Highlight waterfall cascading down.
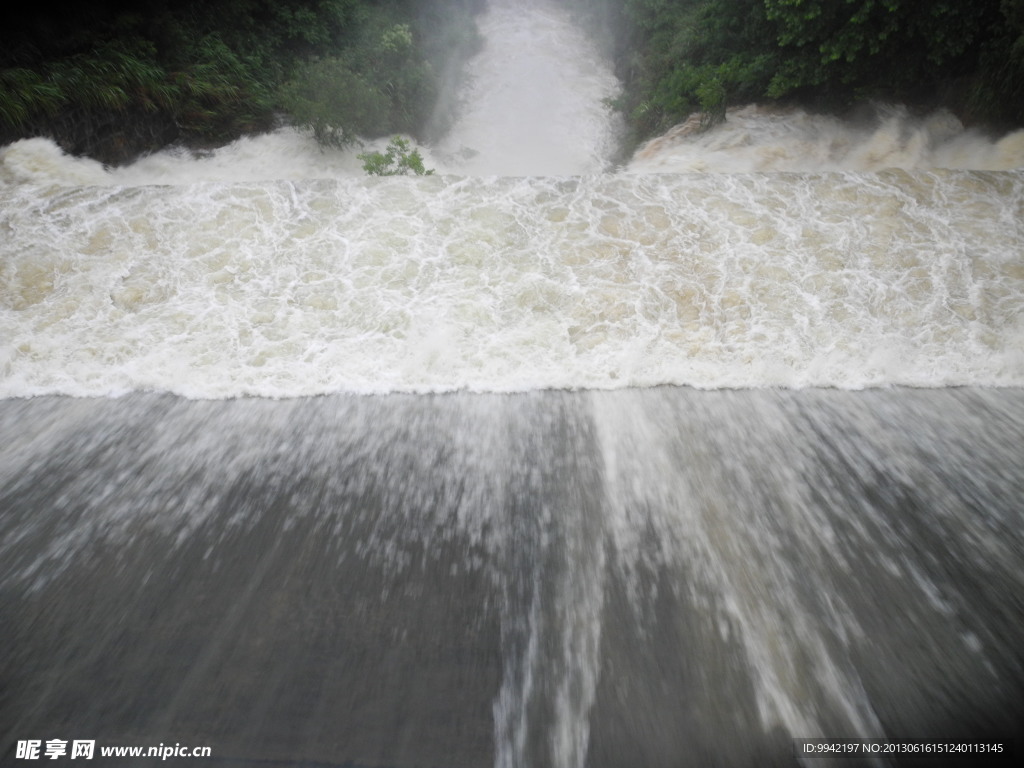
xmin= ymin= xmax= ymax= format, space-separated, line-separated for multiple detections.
xmin=2 ymin=2 xmax=1023 ymax=767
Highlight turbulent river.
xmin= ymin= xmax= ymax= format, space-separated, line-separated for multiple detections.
xmin=2 ymin=1 xmax=1023 ymax=766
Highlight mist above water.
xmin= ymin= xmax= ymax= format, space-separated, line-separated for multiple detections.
xmin=430 ymin=0 xmax=623 ymax=175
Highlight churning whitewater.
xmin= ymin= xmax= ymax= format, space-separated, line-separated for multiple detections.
xmin=2 ymin=3 xmax=1024 ymax=768
xmin=2 ymin=5 xmax=1023 ymax=398
xmin=1 ymin=170 xmax=1023 ymax=397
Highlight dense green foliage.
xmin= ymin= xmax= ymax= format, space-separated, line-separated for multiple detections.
xmin=569 ymin=0 xmax=1024 ymax=144
xmin=0 ymin=0 xmax=484 ymax=163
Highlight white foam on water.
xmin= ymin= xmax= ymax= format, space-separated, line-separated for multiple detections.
xmin=629 ymin=104 xmax=1024 ymax=173
xmin=0 ymin=130 xmax=394 ymax=186
xmin=0 ymin=137 xmax=112 ymax=186
xmin=2 ymin=1 xmax=1024 ymax=400
xmin=590 ymin=387 xmax=1024 ymax=747
xmin=1 ymin=169 xmax=1022 ymax=398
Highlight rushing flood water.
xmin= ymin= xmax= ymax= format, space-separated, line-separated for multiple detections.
xmin=628 ymin=103 xmax=1024 ymax=174
xmin=2 ymin=1 xmax=1023 ymax=766
xmin=2 ymin=388 xmax=1022 ymax=767
xmin=1 ymin=170 xmax=1022 ymax=398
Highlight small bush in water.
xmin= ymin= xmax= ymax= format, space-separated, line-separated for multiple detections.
xmin=359 ymin=136 xmax=434 ymax=176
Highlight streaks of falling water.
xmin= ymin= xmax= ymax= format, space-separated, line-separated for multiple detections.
xmin=2 ymin=389 xmax=1022 ymax=766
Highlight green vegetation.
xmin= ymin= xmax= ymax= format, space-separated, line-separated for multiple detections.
xmin=3 ymin=1 xmax=1022 ymax=163
xmin=359 ymin=136 xmax=435 ymax=175
xmin=569 ymin=0 xmax=1024 ymax=146
xmin=0 ymin=0 xmax=484 ymax=163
